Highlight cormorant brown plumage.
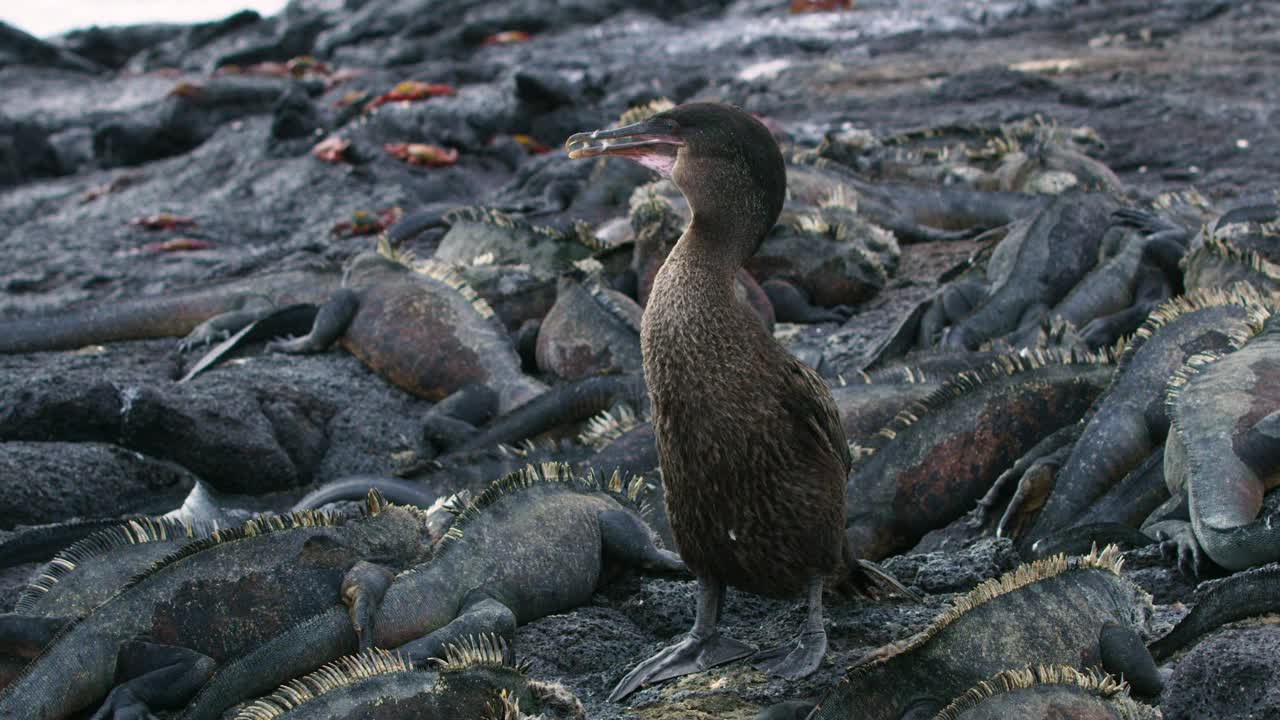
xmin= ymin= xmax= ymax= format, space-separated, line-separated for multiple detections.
xmin=567 ymin=103 xmax=908 ymax=701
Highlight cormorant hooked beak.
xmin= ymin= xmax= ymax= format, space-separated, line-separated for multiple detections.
xmin=565 ymin=117 xmax=685 ymax=176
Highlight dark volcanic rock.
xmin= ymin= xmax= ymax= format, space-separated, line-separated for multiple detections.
xmin=1161 ymin=624 xmax=1280 ymax=720
xmin=0 ymin=441 xmax=194 ymax=528
xmin=0 ymin=117 xmax=64 ymax=187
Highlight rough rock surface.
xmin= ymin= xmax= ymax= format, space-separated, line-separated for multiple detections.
xmin=1 ymin=1 xmax=1278 ymax=718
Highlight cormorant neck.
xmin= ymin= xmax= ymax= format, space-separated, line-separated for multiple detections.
xmin=681 ymin=209 xmax=767 ymax=275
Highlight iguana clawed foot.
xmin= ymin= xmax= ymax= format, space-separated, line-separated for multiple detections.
xmin=752 ymin=629 xmax=827 ymax=679
xmin=1152 ymin=521 xmax=1207 ymax=578
xmin=177 ymin=325 xmax=229 ymax=353
xmin=342 ymin=560 xmax=396 ymax=651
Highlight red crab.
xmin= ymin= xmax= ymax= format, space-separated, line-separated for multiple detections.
xmin=312 ymin=136 xmax=352 ymax=163
xmin=482 ymin=31 xmax=531 ymax=45
xmin=129 ymin=213 xmax=197 ymax=231
xmin=366 ymin=81 xmax=456 ymax=110
xmin=383 ymin=143 xmax=459 ymax=167
xmin=331 ymin=207 xmax=403 ymax=237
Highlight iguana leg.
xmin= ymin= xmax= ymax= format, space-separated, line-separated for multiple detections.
xmin=178 ymin=301 xmax=275 ymax=352
xmin=607 ymin=577 xmax=754 ymax=702
xmin=751 ymin=576 xmax=828 ymax=679
xmin=1147 ymin=519 xmax=1208 ymax=578
xmin=762 ymin=279 xmax=852 ymax=324
xmin=598 ymin=509 xmax=686 ymax=575
xmin=420 ymin=384 xmax=500 ymax=454
xmin=268 ymin=289 xmax=359 ymax=353
xmin=395 ymin=594 xmax=517 ymax=665
xmin=972 ymin=423 xmax=1080 ymax=535
xmin=341 ymin=561 xmax=395 ymax=652
xmin=1079 ymin=304 xmax=1152 ymax=349
xmin=1098 ymin=622 xmax=1163 ymax=697
xmin=89 ymin=641 xmax=216 ymax=720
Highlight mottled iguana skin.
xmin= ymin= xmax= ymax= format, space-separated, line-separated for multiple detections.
xmin=180 ymin=463 xmax=683 ymax=720
xmin=268 ymin=248 xmax=545 ymax=414
xmin=1004 ymin=286 xmax=1273 ymax=545
xmin=0 ymin=498 xmax=434 ymax=720
xmin=929 ymin=665 xmax=1159 ymax=720
xmin=12 ymin=516 xmax=207 ymax=620
xmin=807 ymin=547 xmax=1157 ymax=720
xmin=846 ymin=350 xmax=1113 ymax=561
xmin=1162 ymin=313 xmax=1280 ymax=571
xmin=228 ymin=637 xmax=583 ymax=720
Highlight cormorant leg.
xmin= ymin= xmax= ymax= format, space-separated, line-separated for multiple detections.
xmin=598 ymin=509 xmax=687 ymax=575
xmin=89 ymin=641 xmax=216 ymax=719
xmin=751 ymin=576 xmax=827 ymax=679
xmin=394 ymin=594 xmax=517 ymax=666
xmin=1099 ymin=622 xmax=1163 ymax=697
xmin=608 ymin=577 xmax=754 ymax=702
xmin=341 ymin=560 xmax=396 ymax=651
xmin=268 ymin=288 xmax=359 ymax=353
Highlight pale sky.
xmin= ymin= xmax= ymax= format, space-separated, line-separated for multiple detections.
xmin=3 ymin=1 xmax=288 ymax=38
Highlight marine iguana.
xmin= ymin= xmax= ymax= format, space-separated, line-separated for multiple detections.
xmin=0 ymin=495 xmax=435 ymax=720
xmin=228 ymin=637 xmax=584 ymax=720
xmin=928 ymin=665 xmax=1160 ymax=720
xmin=1160 ymin=312 xmax=1280 ymax=572
xmin=806 ymin=546 xmax=1160 ymax=720
xmin=1148 ymin=562 xmax=1280 ymax=661
xmin=11 ymin=516 xmax=209 ymax=620
xmin=998 ymin=285 xmax=1273 ymax=546
xmin=535 ymin=260 xmax=643 ymax=381
xmin=264 ymin=240 xmax=546 ymax=414
xmin=1011 ymin=208 xmax=1187 ymax=350
xmin=941 ymin=193 xmax=1120 ymax=351
xmin=846 ymin=349 xmax=1113 ymax=561
xmin=1182 ymin=230 xmax=1280 ymax=298
xmin=178 ymin=463 xmax=684 ymax=720
xmin=784 ymin=154 xmax=1046 ymax=245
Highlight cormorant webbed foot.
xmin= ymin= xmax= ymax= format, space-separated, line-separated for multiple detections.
xmin=752 ymin=576 xmax=827 ymax=679
xmin=608 ymin=631 xmax=754 ymax=702
xmin=751 ymin=629 xmax=827 ymax=679
xmin=609 ymin=578 xmax=753 ymax=702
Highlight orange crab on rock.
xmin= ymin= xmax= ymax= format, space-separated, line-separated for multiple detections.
xmin=383 ymin=143 xmax=458 ymax=167
xmin=366 ymin=81 xmax=456 ymax=110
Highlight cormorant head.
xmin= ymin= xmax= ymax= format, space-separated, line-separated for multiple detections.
xmin=567 ymin=103 xmax=787 ymax=260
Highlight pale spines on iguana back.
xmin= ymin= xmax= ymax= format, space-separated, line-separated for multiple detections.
xmin=1162 ymin=314 xmax=1280 ymax=571
xmin=1005 ymin=284 xmax=1273 ymax=545
xmin=14 ymin=516 xmax=212 ymax=617
xmin=845 ymin=348 xmax=1113 ymax=560
xmin=228 ymin=634 xmax=577 ymax=720
xmin=807 ymin=546 xmax=1154 ymax=720
xmin=930 ymin=665 xmax=1160 ymax=720
xmin=0 ymin=492 xmax=433 ymax=720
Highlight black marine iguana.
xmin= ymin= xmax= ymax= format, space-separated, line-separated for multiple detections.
xmin=0 ymin=495 xmax=435 ymax=720
xmin=228 ymin=637 xmax=584 ymax=720
xmin=996 ymin=285 xmax=1273 ymax=546
xmin=806 ymin=546 xmax=1160 ymax=720
xmin=846 ymin=349 xmax=1113 ymax=561
xmin=178 ymin=463 xmax=684 ymax=720
xmin=1160 ymin=312 xmax=1280 ymax=572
